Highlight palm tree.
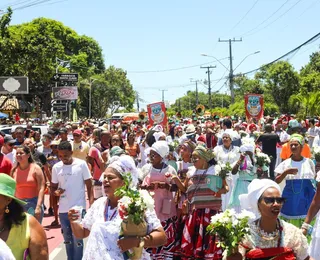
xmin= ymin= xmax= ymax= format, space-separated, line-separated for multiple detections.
xmin=289 ymin=91 xmax=320 ymax=117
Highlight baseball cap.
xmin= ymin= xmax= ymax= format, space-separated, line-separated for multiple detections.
xmin=73 ymin=129 xmax=82 ymax=135
xmin=4 ymin=136 xmax=15 ymax=144
xmin=59 ymin=128 xmax=68 ymax=134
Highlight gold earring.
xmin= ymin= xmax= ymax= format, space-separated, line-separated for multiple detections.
xmin=5 ymin=206 xmax=9 ymax=214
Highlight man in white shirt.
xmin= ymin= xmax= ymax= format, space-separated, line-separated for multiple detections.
xmin=1 ymin=136 xmax=16 ymax=164
xmin=307 ymin=118 xmax=320 ymax=148
xmin=51 ymin=141 xmax=93 ymax=260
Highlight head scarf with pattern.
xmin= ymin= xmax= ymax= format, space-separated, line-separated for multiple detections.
xmin=193 ymin=145 xmax=215 ymax=162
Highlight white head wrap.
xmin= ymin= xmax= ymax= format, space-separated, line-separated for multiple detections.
xmin=152 ymin=125 xmax=164 ymax=132
xmin=240 ymin=137 xmax=255 ymax=153
xmin=153 ymin=131 xmax=166 ymax=142
xmin=239 ymin=179 xmax=281 ymax=219
xmin=222 ymin=129 xmax=235 ymax=140
xmin=150 ymin=141 xmax=169 ymax=159
xmin=107 ymin=155 xmax=139 ymax=188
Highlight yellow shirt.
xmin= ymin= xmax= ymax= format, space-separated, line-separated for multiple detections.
xmin=6 ymin=213 xmax=30 ymax=260
xmin=72 ymin=141 xmax=89 ymax=161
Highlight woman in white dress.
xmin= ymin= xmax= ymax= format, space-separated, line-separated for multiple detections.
xmin=302 ymin=173 xmax=320 ymax=259
xmin=213 ymin=129 xmax=240 ymax=211
xmin=228 ymin=179 xmax=311 ymax=260
xmin=67 ymin=155 xmax=167 ymax=260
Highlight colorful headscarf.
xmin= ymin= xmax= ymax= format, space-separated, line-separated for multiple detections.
xmin=182 ymin=140 xmax=196 ymax=154
xmin=289 ymin=133 xmax=304 ymax=145
xmin=193 ymin=145 xmax=215 ymax=162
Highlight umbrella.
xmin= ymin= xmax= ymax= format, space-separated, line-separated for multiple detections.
xmin=0 ymin=112 xmax=9 ymax=119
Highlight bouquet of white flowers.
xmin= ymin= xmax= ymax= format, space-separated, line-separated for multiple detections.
xmin=115 ymin=173 xmax=155 ymax=259
xmin=255 ymin=152 xmax=271 ymax=169
xmin=312 ymin=146 xmax=320 ymax=162
xmin=207 ymin=209 xmax=255 ymax=257
xmin=214 ymin=162 xmax=233 ymax=179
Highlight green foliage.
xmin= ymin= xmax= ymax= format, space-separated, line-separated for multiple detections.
xmin=289 ymin=90 xmax=320 ymax=117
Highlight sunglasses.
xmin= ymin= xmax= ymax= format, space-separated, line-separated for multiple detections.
xmin=8 ymin=143 xmax=15 ymax=147
xmin=262 ymin=197 xmax=286 ymax=205
xmin=112 ymin=139 xmax=120 ymax=142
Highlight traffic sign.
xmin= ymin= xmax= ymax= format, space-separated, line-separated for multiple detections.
xmin=53 ymin=103 xmax=67 ymax=112
xmin=52 ymin=73 xmax=78 ymax=82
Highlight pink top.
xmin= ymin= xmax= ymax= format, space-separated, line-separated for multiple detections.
xmin=14 ymin=163 xmax=39 ymax=199
xmin=88 ymin=147 xmax=103 ymax=180
xmin=142 ymin=164 xmax=177 ymax=222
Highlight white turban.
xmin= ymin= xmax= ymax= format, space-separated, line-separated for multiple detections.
xmin=150 ymin=141 xmax=169 ymax=159
xmin=239 ymin=137 xmax=255 ymax=153
xmin=152 ymin=125 xmax=164 ymax=132
xmin=153 ymin=131 xmax=166 ymax=142
xmin=107 ymin=155 xmax=139 ymax=188
xmin=239 ymin=179 xmax=281 ymax=219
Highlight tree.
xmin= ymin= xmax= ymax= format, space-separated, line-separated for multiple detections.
xmin=255 ymin=61 xmax=300 ymax=113
xmin=86 ymin=66 xmax=135 ymax=118
xmin=300 ymin=51 xmax=320 ymax=92
xmin=0 ymin=13 xmax=105 ymax=115
xmin=289 ymin=90 xmax=320 ymax=118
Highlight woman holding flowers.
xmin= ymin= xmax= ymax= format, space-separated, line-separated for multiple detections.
xmin=213 ymin=129 xmax=240 ymax=211
xmin=140 ymin=140 xmax=178 ymax=259
xmin=68 ymin=155 xmax=167 ymax=260
xmin=228 ymin=137 xmax=257 ymax=213
xmin=178 ymin=145 xmax=228 ymax=259
xmin=227 ymin=179 xmax=311 ymax=260
xmin=275 ymin=134 xmax=316 ymax=227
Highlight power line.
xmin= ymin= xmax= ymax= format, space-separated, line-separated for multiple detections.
xmin=238 ymin=31 xmax=320 ymax=76
xmin=238 ymin=0 xmax=290 ymax=37
xmin=126 ymin=57 xmax=229 ymax=74
xmin=229 ymin=0 xmax=260 ymax=32
xmin=244 ymin=0 xmax=305 ymax=37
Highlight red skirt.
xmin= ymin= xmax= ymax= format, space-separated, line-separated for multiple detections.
xmin=147 ymin=216 xmax=177 ymax=260
xmin=246 ymin=247 xmax=296 ymax=260
xmin=179 ymin=208 xmax=222 ymax=259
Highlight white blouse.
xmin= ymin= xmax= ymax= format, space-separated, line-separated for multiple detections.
xmin=82 ymin=197 xmax=162 ymax=260
xmin=275 ymin=158 xmax=316 ymax=180
xmin=240 ymin=220 xmax=309 ymax=260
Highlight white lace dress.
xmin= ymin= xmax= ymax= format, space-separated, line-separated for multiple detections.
xmin=82 ymin=197 xmax=162 ymax=260
xmin=240 ymin=219 xmax=309 ymax=260
xmin=213 ymin=145 xmax=240 ymax=211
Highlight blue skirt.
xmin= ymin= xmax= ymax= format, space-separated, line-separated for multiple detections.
xmin=281 ymin=179 xmax=316 ymax=219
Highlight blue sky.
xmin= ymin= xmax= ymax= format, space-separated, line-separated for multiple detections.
xmin=2 ymin=0 xmax=320 ymax=109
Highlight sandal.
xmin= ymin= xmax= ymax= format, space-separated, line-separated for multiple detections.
xmin=51 ymin=220 xmax=59 ymax=226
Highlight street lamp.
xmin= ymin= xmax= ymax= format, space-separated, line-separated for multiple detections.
xmin=200 ymin=54 xmax=229 ymax=70
xmin=88 ymin=78 xmax=98 ymax=118
xmin=233 ymin=51 xmax=260 ymax=72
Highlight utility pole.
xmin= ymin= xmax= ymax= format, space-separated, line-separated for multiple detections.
xmin=218 ymin=37 xmax=242 ymax=104
xmin=159 ymin=89 xmax=168 ymax=103
xmin=136 ymin=92 xmax=140 ymax=112
xmin=190 ymin=78 xmax=201 ymax=105
xmin=200 ymin=66 xmax=216 ymax=109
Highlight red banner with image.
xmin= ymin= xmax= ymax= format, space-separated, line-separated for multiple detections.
xmin=245 ymin=94 xmax=264 ymax=120
xmin=147 ymin=102 xmax=168 ymax=127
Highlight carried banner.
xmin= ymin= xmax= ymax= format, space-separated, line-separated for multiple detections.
xmin=53 ymin=87 xmax=78 ymax=100
xmin=147 ymin=102 xmax=168 ymax=127
xmin=245 ymin=94 xmax=264 ymax=120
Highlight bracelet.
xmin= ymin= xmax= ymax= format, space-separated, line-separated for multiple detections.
xmin=301 ymin=222 xmax=313 ymax=235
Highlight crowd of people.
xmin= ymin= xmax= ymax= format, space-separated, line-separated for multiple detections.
xmin=0 ymin=114 xmax=320 ymax=259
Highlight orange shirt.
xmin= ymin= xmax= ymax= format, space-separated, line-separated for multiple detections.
xmin=280 ymin=143 xmax=312 ymax=160
xmin=14 ymin=163 xmax=39 ymax=199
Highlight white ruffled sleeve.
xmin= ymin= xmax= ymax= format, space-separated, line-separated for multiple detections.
xmin=282 ymin=221 xmax=309 ymax=260
xmin=145 ymin=209 xmax=162 ymax=231
xmin=82 ymin=197 xmax=107 ymax=231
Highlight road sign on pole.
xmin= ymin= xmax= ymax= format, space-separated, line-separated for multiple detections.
xmin=52 ymin=73 xmax=78 ymax=82
xmin=53 ymin=103 xmax=67 ymax=112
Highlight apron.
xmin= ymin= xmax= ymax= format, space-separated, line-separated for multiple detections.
xmin=281 ymin=179 xmax=316 ymax=219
